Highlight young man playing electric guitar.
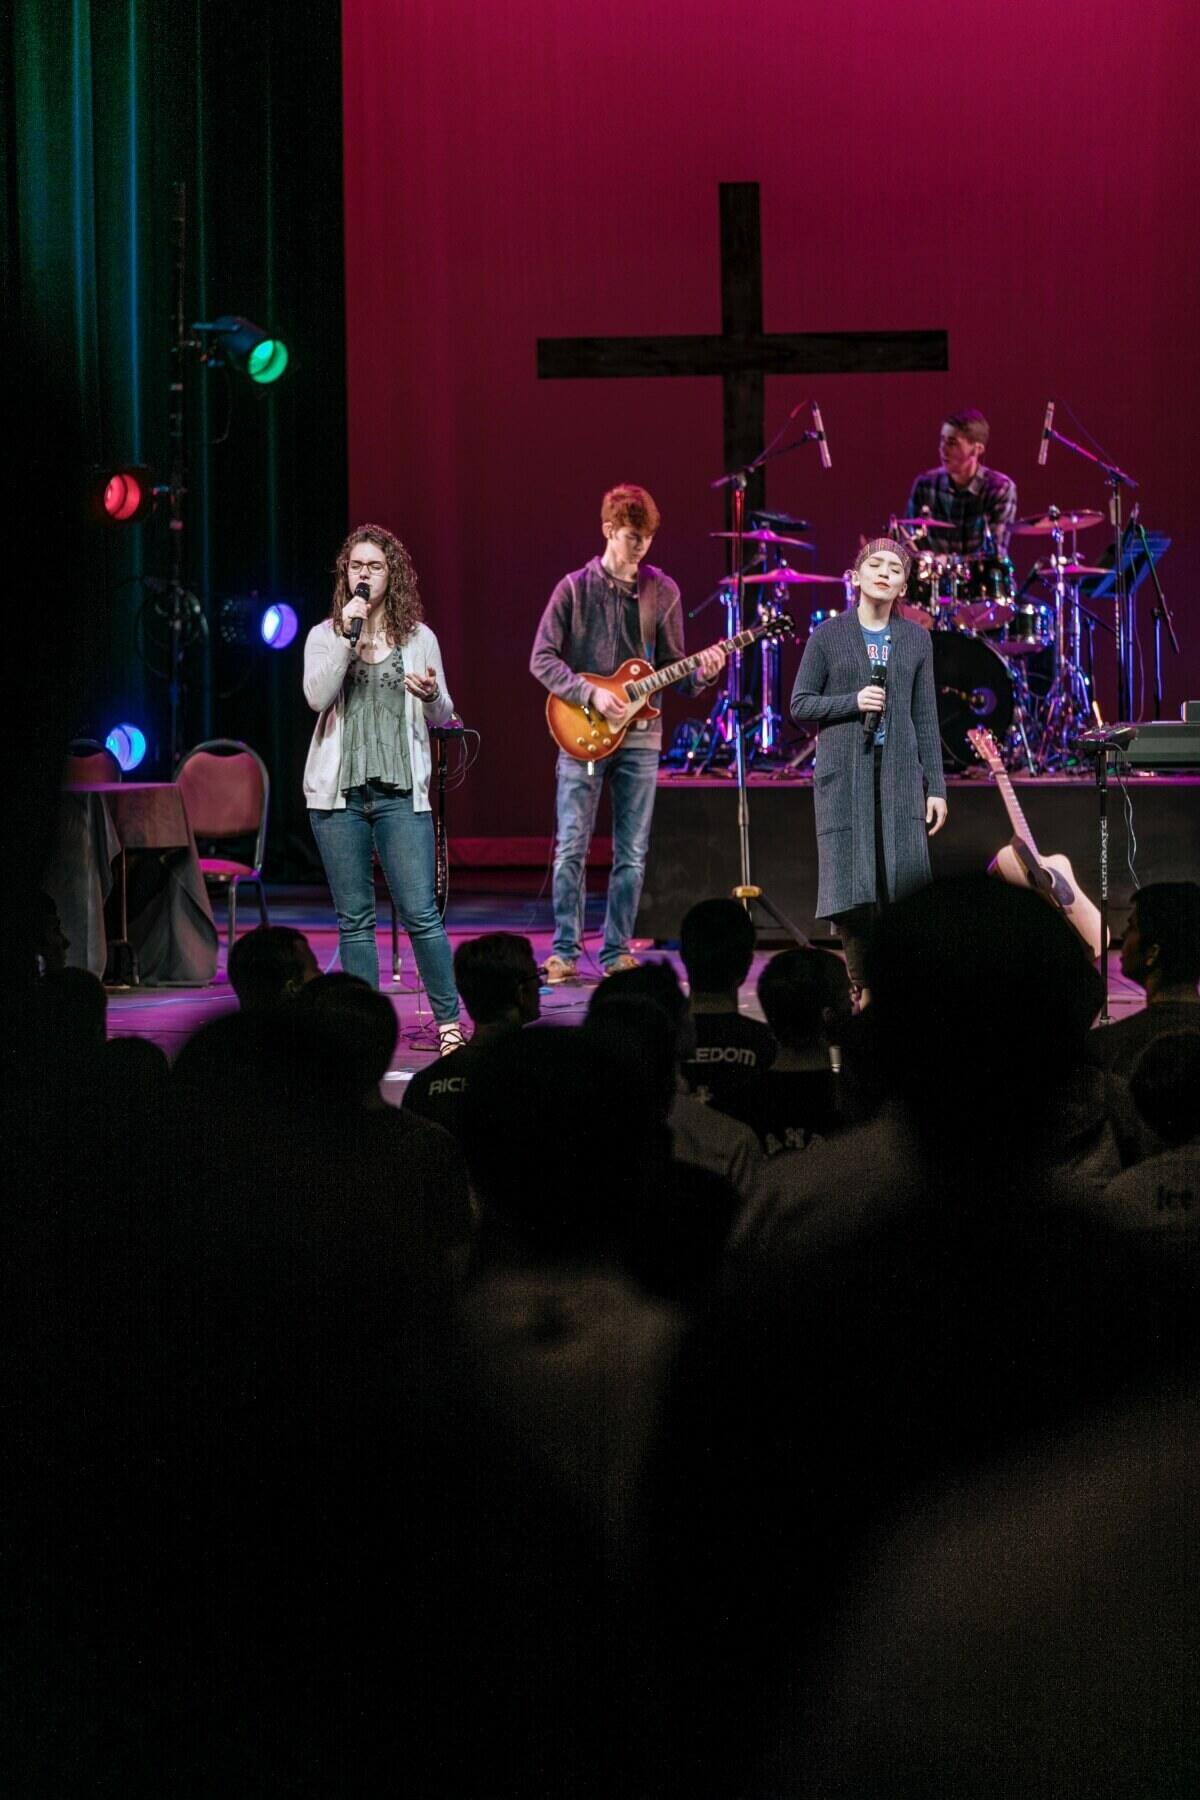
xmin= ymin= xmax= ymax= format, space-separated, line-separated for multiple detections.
xmin=530 ymin=483 xmax=725 ymax=982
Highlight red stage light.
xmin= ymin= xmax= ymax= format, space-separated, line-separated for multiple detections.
xmin=104 ymin=473 xmax=144 ymax=520
xmin=95 ymin=465 xmax=155 ymax=523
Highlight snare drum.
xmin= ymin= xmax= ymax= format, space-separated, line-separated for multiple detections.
xmin=931 ymin=631 xmax=1015 ymax=769
xmin=987 ymin=601 xmax=1053 ymax=657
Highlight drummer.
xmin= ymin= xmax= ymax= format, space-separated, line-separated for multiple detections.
xmin=904 ymin=409 xmax=1017 ymax=558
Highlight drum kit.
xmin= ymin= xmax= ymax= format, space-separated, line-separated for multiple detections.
xmin=686 ymin=504 xmax=1111 ymax=775
xmin=883 ymin=506 xmax=1107 ymax=770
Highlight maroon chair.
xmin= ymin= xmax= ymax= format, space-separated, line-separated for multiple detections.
xmin=65 ymin=738 xmax=122 ymax=786
xmin=174 ymin=739 xmax=270 ymax=951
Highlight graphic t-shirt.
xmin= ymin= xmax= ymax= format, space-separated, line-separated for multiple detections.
xmin=860 ymin=622 xmax=891 ymax=745
xmin=683 ymin=1011 xmax=777 ymax=1116
xmin=403 ymin=1038 xmax=491 ymax=1140
xmin=737 ymin=1067 xmax=843 ymax=1157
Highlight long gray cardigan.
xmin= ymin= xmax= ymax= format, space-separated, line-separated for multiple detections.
xmin=790 ymin=610 xmax=946 ymax=920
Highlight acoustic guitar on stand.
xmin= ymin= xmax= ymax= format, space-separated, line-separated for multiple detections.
xmin=546 ymin=614 xmax=795 ymax=762
xmin=967 ymin=726 xmax=1107 ymax=958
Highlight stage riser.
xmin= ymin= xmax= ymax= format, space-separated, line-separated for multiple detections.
xmin=637 ymin=780 xmax=1200 ymax=942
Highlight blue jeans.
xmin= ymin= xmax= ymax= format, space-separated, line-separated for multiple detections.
xmin=551 ymin=745 xmax=659 ymax=967
xmin=310 ymin=784 xmax=460 ymax=1021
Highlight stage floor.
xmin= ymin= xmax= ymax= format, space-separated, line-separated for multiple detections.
xmin=105 ymin=883 xmax=1148 ymax=1101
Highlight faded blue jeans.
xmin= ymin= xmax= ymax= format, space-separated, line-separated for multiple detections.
xmin=551 ymin=744 xmax=659 ymax=968
xmin=310 ymin=783 xmax=460 ymax=1021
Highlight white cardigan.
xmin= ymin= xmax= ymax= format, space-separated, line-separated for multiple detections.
xmin=302 ymin=618 xmax=456 ymax=812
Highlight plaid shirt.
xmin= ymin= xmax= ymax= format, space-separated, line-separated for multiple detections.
xmin=904 ymin=465 xmax=1018 ymax=556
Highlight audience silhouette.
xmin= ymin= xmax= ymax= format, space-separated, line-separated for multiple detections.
xmin=13 ymin=860 xmax=1200 ymax=1794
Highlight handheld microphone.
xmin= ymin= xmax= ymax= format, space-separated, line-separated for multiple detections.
xmin=812 ymin=401 xmax=832 ymax=470
xmin=1038 ymin=400 xmax=1055 ymax=467
xmin=863 ymin=660 xmax=887 ymax=745
xmin=348 ymin=580 xmax=371 ymax=647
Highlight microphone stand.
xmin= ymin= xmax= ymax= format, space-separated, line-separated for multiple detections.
xmin=1041 ymin=420 xmax=1139 ymax=720
xmin=1133 ymin=515 xmax=1179 ymax=718
xmin=709 ymin=420 xmax=824 ymax=946
xmin=1095 ymin=742 xmax=1113 ymax=1024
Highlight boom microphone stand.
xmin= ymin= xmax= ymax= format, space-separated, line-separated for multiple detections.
xmin=710 ymin=411 xmax=827 ymax=945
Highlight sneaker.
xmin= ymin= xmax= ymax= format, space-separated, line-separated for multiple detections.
xmin=437 ymin=1022 xmax=468 ymax=1056
xmin=541 ymin=955 xmax=579 ymax=985
xmin=603 ymin=953 xmax=641 ymax=976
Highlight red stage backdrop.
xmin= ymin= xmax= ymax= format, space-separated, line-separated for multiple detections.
xmin=342 ymin=0 xmax=1199 ymax=843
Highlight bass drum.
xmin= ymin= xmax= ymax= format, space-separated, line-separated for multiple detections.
xmin=931 ymin=631 xmax=1015 ymax=770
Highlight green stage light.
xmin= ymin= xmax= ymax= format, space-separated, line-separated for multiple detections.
xmin=202 ymin=314 xmax=290 ymax=383
xmin=246 ymin=338 xmax=289 ymax=384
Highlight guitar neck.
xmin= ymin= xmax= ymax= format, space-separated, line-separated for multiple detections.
xmin=992 ymin=767 xmax=1040 ymax=858
xmin=625 ymin=625 xmax=764 ymax=700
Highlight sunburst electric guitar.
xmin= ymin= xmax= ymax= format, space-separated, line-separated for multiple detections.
xmin=967 ymin=726 xmax=1107 ymax=957
xmin=546 ymin=615 xmax=795 ymax=762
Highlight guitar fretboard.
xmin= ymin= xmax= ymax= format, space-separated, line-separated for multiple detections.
xmin=974 ymin=738 xmax=1041 ymax=857
xmin=624 ymin=623 xmax=776 ymax=701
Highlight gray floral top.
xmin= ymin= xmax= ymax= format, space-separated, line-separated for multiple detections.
xmin=338 ymin=649 xmax=412 ymax=793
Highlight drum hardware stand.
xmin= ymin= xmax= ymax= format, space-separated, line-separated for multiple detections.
xmin=1040 ymin=416 xmax=1140 ymax=721
xmin=774 ymin=733 xmax=817 ymax=777
xmin=1005 ymin=668 xmax=1039 ymax=773
xmin=1036 ymin=508 xmax=1094 ymax=769
xmin=686 ymin=571 xmax=762 ymax=774
xmin=711 ymin=417 xmax=823 ymax=945
xmin=743 ymin=588 xmax=791 ymax=764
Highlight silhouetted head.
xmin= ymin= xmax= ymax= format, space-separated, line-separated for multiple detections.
xmin=460 ymin=1025 xmax=666 ymax=1260
xmin=174 ymin=1006 xmax=358 ymax=1120
xmin=865 ymin=875 xmax=1103 ymax=1156
xmin=585 ymin=990 xmax=681 ymax=1121
xmin=453 ymin=932 xmax=540 ymax=1026
xmin=757 ymin=946 xmax=850 ymax=1050
xmin=227 ymin=926 xmax=319 ymax=1011
xmin=1129 ymin=1032 xmax=1200 ymax=1146
xmin=680 ymin=899 xmax=756 ymax=996
xmin=1120 ymin=883 xmax=1200 ymax=990
xmin=32 ymin=966 xmax=107 ymax=1059
xmin=291 ymin=972 xmax=399 ymax=1096
xmin=33 ymin=891 xmax=70 ymax=973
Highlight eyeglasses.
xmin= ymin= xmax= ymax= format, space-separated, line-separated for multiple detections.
xmin=348 ymin=560 xmax=386 ymax=574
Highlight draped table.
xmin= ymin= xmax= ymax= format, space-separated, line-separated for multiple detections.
xmin=46 ymin=782 xmax=218 ymax=985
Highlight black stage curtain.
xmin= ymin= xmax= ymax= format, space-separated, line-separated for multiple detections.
xmin=3 ymin=0 xmax=346 ymax=881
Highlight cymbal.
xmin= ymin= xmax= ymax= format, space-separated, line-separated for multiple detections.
xmin=893 ymin=517 xmax=958 ymax=532
xmin=741 ymin=568 xmax=844 ymax=586
xmin=1011 ymin=509 xmax=1103 ymax=536
xmin=749 ymin=509 xmax=812 ymax=531
xmin=1054 ymin=563 xmax=1109 ymax=579
xmin=710 ymin=529 xmax=814 ymax=549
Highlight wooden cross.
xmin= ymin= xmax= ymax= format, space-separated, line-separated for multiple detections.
xmin=538 ymin=182 xmax=948 ymax=511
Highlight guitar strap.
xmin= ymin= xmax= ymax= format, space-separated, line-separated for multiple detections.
xmin=637 ymin=574 xmax=657 ymax=665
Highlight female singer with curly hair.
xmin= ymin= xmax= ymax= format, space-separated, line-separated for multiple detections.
xmin=303 ymin=524 xmax=464 ymax=1051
